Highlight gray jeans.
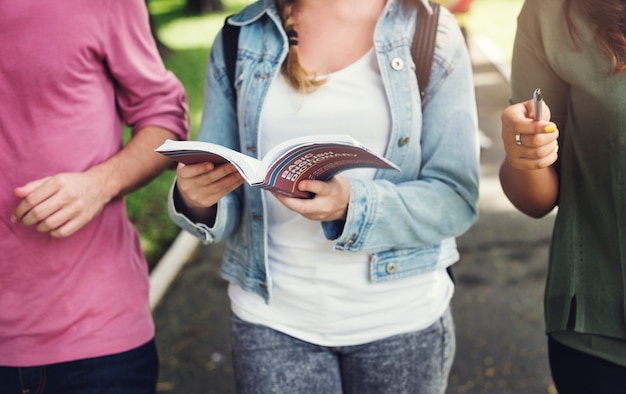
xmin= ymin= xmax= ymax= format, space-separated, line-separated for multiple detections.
xmin=230 ymin=307 xmax=455 ymax=394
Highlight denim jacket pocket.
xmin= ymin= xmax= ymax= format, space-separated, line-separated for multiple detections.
xmin=370 ymin=242 xmax=449 ymax=282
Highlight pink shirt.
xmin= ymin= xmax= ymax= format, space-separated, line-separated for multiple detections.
xmin=0 ymin=0 xmax=188 ymax=366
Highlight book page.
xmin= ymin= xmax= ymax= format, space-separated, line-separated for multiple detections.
xmin=155 ymin=140 xmax=263 ymax=184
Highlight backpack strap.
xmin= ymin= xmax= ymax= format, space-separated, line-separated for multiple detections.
xmin=413 ymin=1 xmax=440 ymax=105
xmin=222 ymin=16 xmax=240 ymax=105
xmin=413 ymin=2 xmax=454 ymax=282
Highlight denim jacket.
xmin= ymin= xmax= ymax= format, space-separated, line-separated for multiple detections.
xmin=169 ymin=0 xmax=479 ymax=303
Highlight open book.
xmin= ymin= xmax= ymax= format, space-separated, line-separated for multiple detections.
xmin=156 ymin=134 xmax=400 ymax=198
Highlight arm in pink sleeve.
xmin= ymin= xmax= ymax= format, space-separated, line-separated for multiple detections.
xmin=103 ymin=0 xmax=189 ymax=141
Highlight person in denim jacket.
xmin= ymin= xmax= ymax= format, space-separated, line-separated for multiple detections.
xmin=169 ymin=0 xmax=478 ymax=392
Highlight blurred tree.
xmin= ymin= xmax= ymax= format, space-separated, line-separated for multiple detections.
xmin=187 ymin=0 xmax=224 ymax=14
xmin=146 ymin=0 xmax=171 ymax=56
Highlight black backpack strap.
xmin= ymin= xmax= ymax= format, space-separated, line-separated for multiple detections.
xmin=412 ymin=1 xmax=440 ymax=105
xmin=222 ymin=16 xmax=240 ymax=105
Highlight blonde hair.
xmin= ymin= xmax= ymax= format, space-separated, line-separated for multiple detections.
xmin=275 ymin=0 xmax=326 ymax=93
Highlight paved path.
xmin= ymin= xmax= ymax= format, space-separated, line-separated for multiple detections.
xmin=153 ymin=37 xmax=558 ymax=394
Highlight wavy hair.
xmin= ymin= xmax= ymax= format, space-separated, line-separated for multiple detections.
xmin=274 ymin=0 xmax=326 ymax=93
xmin=564 ymin=0 xmax=626 ymax=73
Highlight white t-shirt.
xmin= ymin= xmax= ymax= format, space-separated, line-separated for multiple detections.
xmin=229 ymin=48 xmax=453 ymax=346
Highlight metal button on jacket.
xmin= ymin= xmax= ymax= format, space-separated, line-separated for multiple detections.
xmin=391 ymin=57 xmax=404 ymax=70
xmin=386 ymin=262 xmax=398 ymax=274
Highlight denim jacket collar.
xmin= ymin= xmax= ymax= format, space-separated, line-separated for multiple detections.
xmin=227 ymin=0 xmax=435 ymax=27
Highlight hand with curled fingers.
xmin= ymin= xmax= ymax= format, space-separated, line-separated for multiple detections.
xmin=11 ymin=172 xmax=112 ymax=238
xmin=501 ymin=99 xmax=559 ymax=171
xmin=499 ymin=99 xmax=561 ymax=217
xmin=272 ymin=174 xmax=350 ymax=222
xmin=175 ymin=161 xmax=244 ymax=223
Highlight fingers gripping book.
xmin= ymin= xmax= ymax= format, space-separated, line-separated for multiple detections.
xmin=156 ymin=134 xmax=400 ymax=198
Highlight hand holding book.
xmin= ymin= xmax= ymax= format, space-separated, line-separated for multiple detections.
xmin=156 ymin=134 xmax=399 ymax=198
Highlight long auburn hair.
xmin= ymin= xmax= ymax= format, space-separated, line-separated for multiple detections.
xmin=564 ymin=0 xmax=626 ymax=73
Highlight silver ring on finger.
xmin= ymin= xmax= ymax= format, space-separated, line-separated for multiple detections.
xmin=515 ymin=132 xmax=522 ymax=146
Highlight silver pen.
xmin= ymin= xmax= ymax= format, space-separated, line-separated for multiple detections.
xmin=533 ymin=88 xmax=543 ymax=121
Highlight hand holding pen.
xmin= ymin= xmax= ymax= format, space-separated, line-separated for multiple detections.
xmin=501 ymin=88 xmax=559 ymax=170
xmin=514 ymin=88 xmax=544 ymax=145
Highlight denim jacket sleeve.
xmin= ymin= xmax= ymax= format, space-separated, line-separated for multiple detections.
xmin=167 ymin=27 xmax=245 ymax=244
xmin=168 ymin=182 xmax=241 ymax=243
xmin=322 ymin=8 xmax=479 ymax=255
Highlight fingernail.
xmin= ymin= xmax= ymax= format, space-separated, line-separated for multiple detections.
xmin=10 ymin=215 xmax=17 ymax=223
xmin=545 ymin=124 xmax=557 ymax=133
xmin=555 ymin=145 xmax=559 ymax=153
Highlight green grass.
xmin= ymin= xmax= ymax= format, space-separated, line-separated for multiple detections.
xmin=126 ymin=0 xmax=248 ymax=267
